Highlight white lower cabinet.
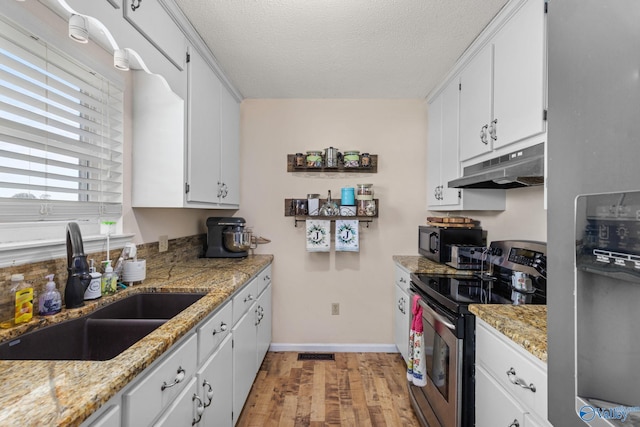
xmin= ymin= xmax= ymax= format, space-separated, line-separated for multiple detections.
xmin=475 ymin=318 xmax=552 ymax=427
xmin=232 ymin=302 xmax=258 ymax=425
xmin=80 ymin=263 xmax=273 ymax=427
xmin=154 ymin=378 xmax=198 ymax=427
xmin=123 ymin=333 xmax=198 ymax=427
xmin=86 ymin=405 xmax=121 ymax=427
xmin=393 ymin=264 xmax=411 ymax=364
xmin=197 ymin=334 xmax=233 ymax=427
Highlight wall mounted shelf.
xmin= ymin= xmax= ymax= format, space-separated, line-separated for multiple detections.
xmin=286 ymin=154 xmax=378 ymax=173
xmin=284 ymin=198 xmax=378 ymax=227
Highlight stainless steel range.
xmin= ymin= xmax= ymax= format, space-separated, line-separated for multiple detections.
xmin=408 ymin=240 xmax=547 ymax=427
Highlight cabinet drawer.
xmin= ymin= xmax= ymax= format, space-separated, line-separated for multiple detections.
xmin=256 ymin=264 xmax=272 ymax=296
xmin=394 ymin=265 xmax=411 ymax=292
xmin=197 ymin=301 xmax=232 ymax=365
xmin=123 ymin=333 xmax=198 ymax=427
xmin=475 ymin=319 xmax=547 ymax=419
xmin=232 ymin=278 xmax=258 ymax=325
xmin=475 ymin=365 xmax=526 ymax=427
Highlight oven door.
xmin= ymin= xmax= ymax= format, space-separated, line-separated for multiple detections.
xmin=409 ymin=295 xmax=462 ymax=427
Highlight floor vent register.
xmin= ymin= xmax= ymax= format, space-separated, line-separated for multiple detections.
xmin=297 ymin=353 xmax=335 ymax=361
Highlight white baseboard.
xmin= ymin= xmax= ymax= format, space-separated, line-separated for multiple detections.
xmin=268 ymin=343 xmax=399 ymax=353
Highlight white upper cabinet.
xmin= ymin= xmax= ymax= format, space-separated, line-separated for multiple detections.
xmin=123 ymin=0 xmax=186 ymax=71
xmin=457 ymin=0 xmax=546 ymax=163
xmin=492 ymin=0 xmax=546 ymax=151
xmin=428 ymin=78 xmax=506 ymax=211
xmin=459 ymin=45 xmax=494 ymax=162
xmin=186 ymin=47 xmax=222 ymax=205
xmin=219 ymin=86 xmax=241 ymax=207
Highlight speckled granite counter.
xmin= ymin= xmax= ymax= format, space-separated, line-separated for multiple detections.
xmin=0 ymin=254 xmax=273 ymax=427
xmin=470 ymin=304 xmax=547 ymax=363
xmin=393 ymin=255 xmax=475 ymax=276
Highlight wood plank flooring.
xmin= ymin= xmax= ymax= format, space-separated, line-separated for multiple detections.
xmin=236 ymin=352 xmax=421 ymax=427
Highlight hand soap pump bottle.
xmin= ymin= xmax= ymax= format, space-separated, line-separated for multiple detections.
xmin=84 ymin=259 xmax=102 ymax=300
xmin=39 ymin=274 xmax=62 ymax=316
xmin=101 ymin=261 xmax=117 ymax=295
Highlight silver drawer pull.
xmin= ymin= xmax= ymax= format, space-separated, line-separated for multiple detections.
xmin=265 ymin=275 xmax=271 ymax=281
xmin=508 ymin=419 xmax=520 ymax=427
xmin=212 ymin=322 xmax=227 ymax=335
xmin=202 ymin=380 xmax=214 ymax=407
xmin=192 ymin=393 xmax=205 ymax=425
xmin=244 ymin=294 xmax=253 ymax=303
xmin=161 ymin=366 xmax=185 ymax=391
xmin=506 ymin=367 xmax=536 ymax=392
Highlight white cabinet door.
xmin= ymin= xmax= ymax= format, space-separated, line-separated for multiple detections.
xmin=439 ymin=79 xmax=463 ymax=206
xmin=197 ymin=334 xmax=233 ymax=427
xmin=492 ymin=0 xmax=546 ymax=150
xmin=187 ymin=46 xmax=222 ymax=204
xmin=426 ymin=93 xmax=443 ymax=207
xmin=219 ymin=85 xmax=241 ymax=207
xmin=394 ymin=282 xmax=410 ymax=364
xmin=123 ymin=0 xmax=186 ymax=70
xmin=86 ymin=405 xmax=120 ymax=427
xmin=232 ymin=305 xmax=258 ymax=425
xmin=154 ymin=378 xmax=198 ymax=427
xmin=459 ymin=44 xmax=493 ymax=162
xmin=256 ymin=284 xmax=272 ymax=367
xmin=476 ymin=365 xmax=526 ymax=427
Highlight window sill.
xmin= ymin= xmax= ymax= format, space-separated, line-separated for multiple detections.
xmin=0 ymin=234 xmax=134 ymax=269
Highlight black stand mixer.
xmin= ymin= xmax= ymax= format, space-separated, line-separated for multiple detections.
xmin=205 ymin=217 xmax=252 ymax=258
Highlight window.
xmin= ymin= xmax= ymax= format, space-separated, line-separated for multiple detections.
xmin=0 ymin=17 xmax=123 ymax=242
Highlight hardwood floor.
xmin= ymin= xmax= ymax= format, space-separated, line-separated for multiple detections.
xmin=236 ymin=352 xmax=421 ymax=427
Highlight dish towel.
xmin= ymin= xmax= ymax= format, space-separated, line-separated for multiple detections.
xmin=407 ymin=295 xmax=427 ymax=387
xmin=335 ymin=220 xmax=359 ymax=252
xmin=306 ymin=220 xmax=330 ymax=252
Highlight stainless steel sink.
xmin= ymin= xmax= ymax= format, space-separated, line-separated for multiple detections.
xmin=0 ymin=292 xmax=206 ymax=361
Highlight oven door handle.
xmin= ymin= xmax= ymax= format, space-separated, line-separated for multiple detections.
xmin=417 ymin=298 xmax=456 ymax=331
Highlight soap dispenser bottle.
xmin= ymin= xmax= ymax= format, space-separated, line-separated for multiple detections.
xmin=101 ymin=261 xmax=117 ymax=295
xmin=84 ymin=259 xmax=102 ymax=300
xmin=39 ymin=274 xmax=62 ymax=316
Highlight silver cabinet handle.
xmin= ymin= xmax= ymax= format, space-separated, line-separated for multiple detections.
xmin=212 ymin=322 xmax=227 ymax=335
xmin=192 ymin=393 xmax=205 ymax=425
xmin=161 ymin=366 xmax=185 ymax=391
xmin=480 ymin=124 xmax=489 ymax=144
xmin=489 ymin=118 xmax=498 ymax=141
xmin=399 ymin=277 xmax=407 ymax=284
xmin=264 ymin=275 xmax=271 ymax=281
xmin=508 ymin=419 xmax=520 ymax=427
xmin=244 ymin=294 xmax=253 ymax=303
xmin=397 ymin=298 xmax=404 ymax=312
xmin=202 ymin=380 xmax=214 ymax=407
xmin=506 ymin=367 xmax=536 ymax=392
xmin=131 ymin=0 xmax=142 ymax=12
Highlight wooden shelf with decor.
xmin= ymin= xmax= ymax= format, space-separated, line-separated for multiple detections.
xmin=284 ymin=198 xmax=378 ymax=227
xmin=286 ymin=154 xmax=378 ymax=173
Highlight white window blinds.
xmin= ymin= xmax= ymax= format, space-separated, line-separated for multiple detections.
xmin=0 ymin=19 xmax=123 ymax=223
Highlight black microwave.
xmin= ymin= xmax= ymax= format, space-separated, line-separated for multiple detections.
xmin=418 ymin=225 xmax=484 ymax=263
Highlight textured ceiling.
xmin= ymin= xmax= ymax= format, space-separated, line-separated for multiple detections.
xmin=173 ymin=0 xmax=509 ymax=99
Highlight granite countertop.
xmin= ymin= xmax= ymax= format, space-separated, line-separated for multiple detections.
xmin=470 ymin=304 xmax=547 ymax=363
xmin=0 ymin=255 xmax=273 ymax=427
xmin=393 ymin=255 xmax=475 ymax=276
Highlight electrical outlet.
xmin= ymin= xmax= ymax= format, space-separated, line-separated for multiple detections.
xmin=331 ymin=303 xmax=340 ymax=316
xmin=159 ymin=235 xmax=168 ymax=252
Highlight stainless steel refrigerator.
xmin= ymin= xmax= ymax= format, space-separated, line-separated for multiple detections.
xmin=548 ymin=1 xmax=640 ymax=426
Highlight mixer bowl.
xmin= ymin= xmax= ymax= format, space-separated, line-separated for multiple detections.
xmin=223 ymin=229 xmax=252 ymax=252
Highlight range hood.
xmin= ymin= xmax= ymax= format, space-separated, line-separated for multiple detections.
xmin=448 ymin=143 xmax=545 ymax=189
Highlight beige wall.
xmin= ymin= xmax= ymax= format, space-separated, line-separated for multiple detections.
xmin=237 ymin=99 xmax=546 ymax=346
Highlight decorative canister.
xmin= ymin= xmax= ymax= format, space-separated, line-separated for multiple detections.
xmin=356 ymin=183 xmax=374 ymax=200
xmin=361 ymin=153 xmax=371 ymax=167
xmin=295 ymin=152 xmax=305 ymax=167
xmin=307 ymin=193 xmax=320 ymax=216
xmin=306 ymin=151 xmax=323 ymax=167
xmin=341 ymin=187 xmax=355 ymax=206
xmin=357 ymin=199 xmax=377 ymax=216
xmin=343 ymin=151 xmax=360 ymax=167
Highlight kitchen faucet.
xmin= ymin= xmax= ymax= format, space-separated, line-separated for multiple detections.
xmin=65 ymin=222 xmax=92 ymax=309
